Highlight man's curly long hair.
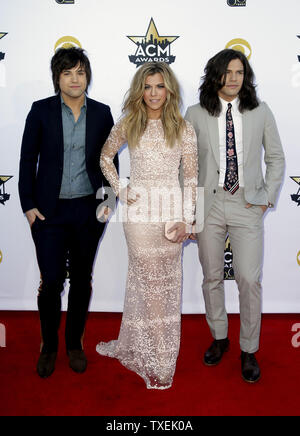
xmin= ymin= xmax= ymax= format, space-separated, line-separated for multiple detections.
xmin=199 ymin=49 xmax=259 ymax=116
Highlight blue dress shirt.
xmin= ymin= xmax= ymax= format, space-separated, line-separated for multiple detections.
xmin=59 ymin=95 xmax=94 ymax=199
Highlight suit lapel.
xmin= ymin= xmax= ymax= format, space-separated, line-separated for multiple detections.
xmin=50 ymin=95 xmax=64 ymax=164
xmin=85 ymin=97 xmax=94 ymax=162
xmin=206 ymin=111 xmax=220 ymax=167
xmin=242 ymin=109 xmax=253 ymax=164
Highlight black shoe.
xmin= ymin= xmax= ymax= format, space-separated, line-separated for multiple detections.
xmin=241 ymin=352 xmax=261 ymax=383
xmin=203 ymin=338 xmax=230 ymax=366
xmin=67 ymin=349 xmax=87 ymax=373
xmin=37 ymin=352 xmax=57 ymax=378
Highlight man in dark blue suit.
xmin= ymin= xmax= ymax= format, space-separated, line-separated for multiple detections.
xmin=19 ymin=47 xmax=118 ymax=378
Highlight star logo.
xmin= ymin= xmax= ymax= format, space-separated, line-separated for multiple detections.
xmin=0 ymin=33 xmax=7 ymax=62
xmin=0 ymin=176 xmax=13 ymax=205
xmin=127 ymin=18 xmax=179 ymax=67
xmin=290 ymin=176 xmax=300 ymax=206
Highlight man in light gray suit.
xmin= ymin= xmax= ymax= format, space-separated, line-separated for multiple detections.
xmin=185 ymin=49 xmax=285 ymax=383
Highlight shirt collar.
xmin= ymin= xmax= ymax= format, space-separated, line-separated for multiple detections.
xmin=60 ymin=94 xmax=87 ymax=111
xmin=219 ymin=96 xmax=240 ymax=113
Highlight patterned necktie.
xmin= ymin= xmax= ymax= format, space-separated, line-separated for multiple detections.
xmin=223 ymin=103 xmax=239 ymax=194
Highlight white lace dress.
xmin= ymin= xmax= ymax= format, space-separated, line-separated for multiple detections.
xmin=96 ymin=119 xmax=197 ymax=389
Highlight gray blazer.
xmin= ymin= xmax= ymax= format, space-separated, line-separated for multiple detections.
xmin=185 ymin=102 xmax=285 ymax=221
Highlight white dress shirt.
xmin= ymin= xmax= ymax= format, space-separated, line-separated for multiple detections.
xmin=218 ymin=97 xmax=244 ymax=188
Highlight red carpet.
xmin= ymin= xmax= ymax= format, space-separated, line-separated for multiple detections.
xmin=0 ymin=311 xmax=300 ymax=416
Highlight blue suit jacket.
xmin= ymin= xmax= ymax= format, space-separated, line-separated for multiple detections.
xmin=19 ymin=94 xmax=118 ymax=218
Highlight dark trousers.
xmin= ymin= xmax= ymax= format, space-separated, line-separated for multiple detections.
xmin=31 ymin=195 xmax=104 ymax=353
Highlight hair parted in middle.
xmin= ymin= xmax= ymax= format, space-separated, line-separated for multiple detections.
xmin=199 ymin=48 xmax=259 ymax=117
xmin=122 ymin=62 xmax=186 ymax=148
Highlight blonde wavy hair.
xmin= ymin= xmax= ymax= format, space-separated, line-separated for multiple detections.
xmin=122 ymin=62 xmax=185 ymax=148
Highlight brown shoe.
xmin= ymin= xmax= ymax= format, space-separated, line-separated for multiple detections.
xmin=67 ymin=349 xmax=87 ymax=373
xmin=37 ymin=352 xmax=57 ymax=378
xmin=203 ymin=338 xmax=230 ymax=366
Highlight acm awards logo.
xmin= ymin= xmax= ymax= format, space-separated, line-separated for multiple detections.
xmin=0 ymin=176 xmax=13 ymax=205
xmin=224 ymin=236 xmax=234 ymax=280
xmin=290 ymin=177 xmax=300 ymax=206
xmin=127 ymin=18 xmax=179 ymax=67
xmin=227 ymin=0 xmax=246 ymax=6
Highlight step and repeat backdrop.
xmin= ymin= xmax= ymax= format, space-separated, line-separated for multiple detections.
xmin=0 ymin=0 xmax=299 ymax=312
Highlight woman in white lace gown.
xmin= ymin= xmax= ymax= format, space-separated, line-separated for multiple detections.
xmin=96 ymin=62 xmax=198 ymax=389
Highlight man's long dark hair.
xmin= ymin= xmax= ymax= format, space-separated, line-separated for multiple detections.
xmin=199 ymin=49 xmax=259 ymax=116
xmin=51 ymin=47 xmax=92 ymax=94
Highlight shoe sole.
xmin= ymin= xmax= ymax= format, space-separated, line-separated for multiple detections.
xmin=37 ymin=363 xmax=56 ymax=378
xmin=37 ymin=368 xmax=55 ymax=379
xmin=69 ymin=364 xmax=87 ymax=374
xmin=242 ymin=373 xmax=261 ymax=384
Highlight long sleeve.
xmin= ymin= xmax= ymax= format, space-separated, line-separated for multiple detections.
xmin=100 ymin=120 xmax=127 ymax=197
xmin=100 ymin=108 xmax=119 ymax=209
xmin=181 ymin=121 xmax=198 ymax=225
xmin=18 ymin=102 xmax=41 ymax=213
xmin=262 ymin=103 xmax=285 ymax=206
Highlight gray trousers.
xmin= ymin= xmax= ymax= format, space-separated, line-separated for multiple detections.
xmin=197 ymin=187 xmax=264 ymax=353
